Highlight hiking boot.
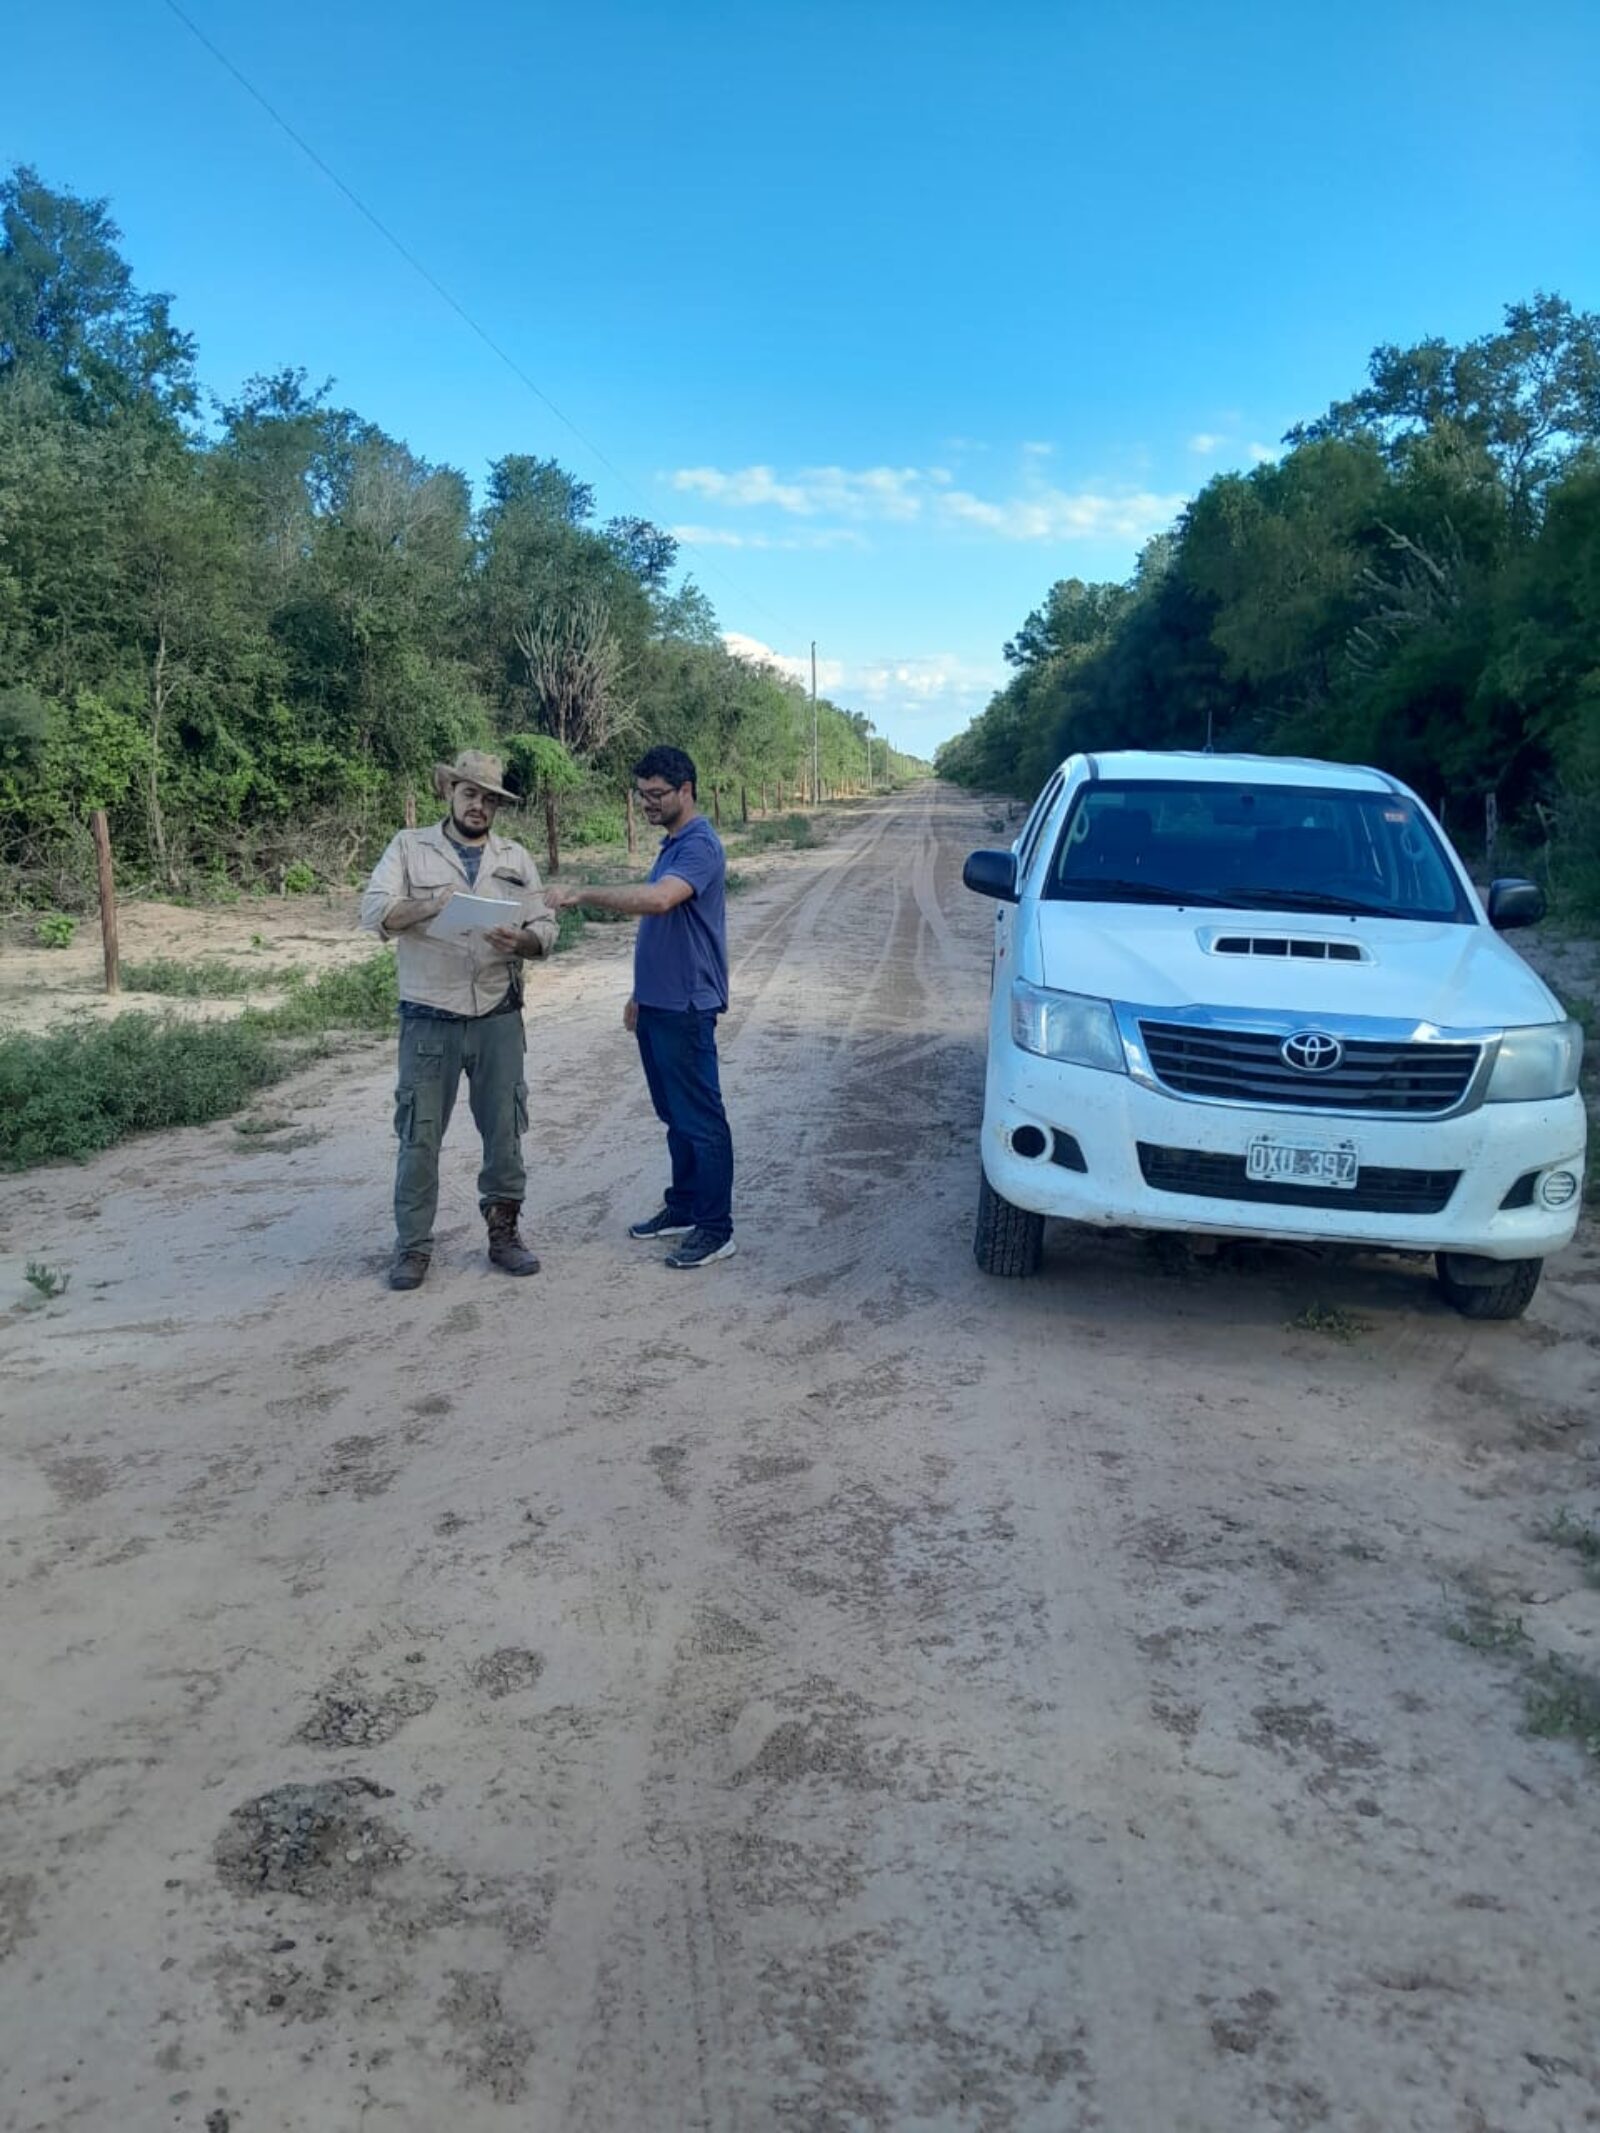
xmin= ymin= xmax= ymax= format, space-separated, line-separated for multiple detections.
xmin=664 ymin=1229 xmax=737 ymax=1270
xmin=486 ymin=1202 xmax=541 ymax=1276
xmin=628 ymin=1208 xmax=695 ymax=1241
xmin=389 ymin=1249 xmax=431 ymax=1291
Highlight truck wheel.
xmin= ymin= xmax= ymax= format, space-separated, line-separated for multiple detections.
xmin=1435 ymin=1253 xmax=1543 ymax=1321
xmin=974 ymin=1169 xmax=1044 ymax=1277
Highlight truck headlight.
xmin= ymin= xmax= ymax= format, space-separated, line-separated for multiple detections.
xmin=1485 ymin=1022 xmax=1584 ymax=1102
xmin=1010 ymin=981 xmax=1126 ymax=1074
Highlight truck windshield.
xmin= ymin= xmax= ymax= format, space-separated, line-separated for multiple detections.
xmin=1043 ymin=780 xmax=1473 ymax=922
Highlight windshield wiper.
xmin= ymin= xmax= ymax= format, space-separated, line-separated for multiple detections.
xmin=1055 ymin=878 xmax=1234 ymax=907
xmin=1221 ymin=885 xmax=1400 ymax=919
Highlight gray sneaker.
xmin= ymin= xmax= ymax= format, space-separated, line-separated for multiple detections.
xmin=664 ymin=1230 xmax=737 ymax=1270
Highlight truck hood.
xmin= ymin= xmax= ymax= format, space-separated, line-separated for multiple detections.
xmin=1028 ymin=902 xmax=1564 ymax=1031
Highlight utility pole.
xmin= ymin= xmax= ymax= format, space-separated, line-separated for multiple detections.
xmin=810 ymin=640 xmax=819 ymax=806
xmin=865 ymin=735 xmax=873 ymax=792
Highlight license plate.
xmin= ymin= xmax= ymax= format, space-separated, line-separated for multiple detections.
xmin=1246 ymin=1137 xmax=1359 ymax=1189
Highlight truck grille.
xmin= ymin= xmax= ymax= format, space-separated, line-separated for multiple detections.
xmin=1137 ymin=1020 xmax=1480 ymax=1115
xmin=1137 ymin=1144 xmax=1460 ymax=1215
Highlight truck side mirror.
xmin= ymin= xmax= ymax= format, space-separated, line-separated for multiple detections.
xmin=1486 ymin=878 xmax=1545 ymax=930
xmin=963 ymin=849 xmax=1018 ymax=902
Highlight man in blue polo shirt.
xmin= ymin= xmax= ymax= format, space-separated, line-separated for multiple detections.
xmin=544 ymin=746 xmax=735 ymax=1268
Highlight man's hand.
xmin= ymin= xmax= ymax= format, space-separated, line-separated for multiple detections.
xmin=486 ymin=924 xmax=543 ymax=958
xmin=623 ymin=998 xmax=638 ymax=1033
xmin=385 ymin=887 xmax=453 ymax=934
xmin=541 ymin=883 xmax=583 ymax=911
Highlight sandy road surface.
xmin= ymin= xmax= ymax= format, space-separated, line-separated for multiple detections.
xmin=3 ymin=784 xmax=1599 ymax=2133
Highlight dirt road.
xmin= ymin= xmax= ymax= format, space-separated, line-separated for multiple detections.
xmin=3 ymin=783 xmax=1598 ymax=2133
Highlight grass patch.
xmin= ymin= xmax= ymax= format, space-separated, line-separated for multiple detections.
xmin=260 ymin=954 xmax=397 ymax=1033
xmin=122 ymin=957 xmax=285 ymax=997
xmin=24 ymin=1260 xmax=70 ymax=1299
xmin=734 ymin=812 xmax=817 ymax=853
xmin=554 ymin=906 xmax=587 ymax=954
xmin=0 ymin=950 xmax=399 ymax=1171
xmin=1286 ymin=1301 xmax=1373 ymax=1342
xmin=0 ymin=1015 xmax=294 ymax=1169
xmin=1525 ymin=1655 xmax=1600 ymax=1759
xmin=1537 ymin=1507 xmax=1600 ymax=1586
xmin=1447 ymin=1602 xmax=1529 ymax=1653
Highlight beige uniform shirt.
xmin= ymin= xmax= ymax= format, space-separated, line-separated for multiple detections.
xmin=360 ymin=822 xmax=558 ymax=1017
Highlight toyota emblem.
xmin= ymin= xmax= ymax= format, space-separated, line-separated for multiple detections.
xmin=1282 ymin=1030 xmax=1344 ymax=1073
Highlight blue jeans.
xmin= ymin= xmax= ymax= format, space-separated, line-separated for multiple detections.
xmin=635 ymin=1006 xmax=733 ymax=1243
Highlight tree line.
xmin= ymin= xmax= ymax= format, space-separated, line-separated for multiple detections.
xmin=937 ymin=295 xmax=1600 ymax=913
xmin=0 ymin=165 xmax=924 ymax=906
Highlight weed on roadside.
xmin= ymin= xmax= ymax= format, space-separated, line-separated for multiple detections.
xmin=122 ymin=957 xmax=287 ymax=997
xmin=1536 ymin=1507 xmax=1600 ymax=1586
xmin=554 ymin=907 xmax=586 ymax=954
xmin=734 ymin=813 xmax=817 ymax=853
xmin=1287 ymin=1301 xmax=1373 ymax=1342
xmin=0 ymin=951 xmax=398 ymax=1170
xmin=24 ymin=1260 xmax=69 ymax=1300
xmin=1525 ymin=1656 xmax=1600 ymax=1759
xmin=234 ymin=1114 xmax=294 ymax=1137
xmin=1447 ymin=1602 xmax=1529 ymax=1653
xmin=259 ymin=954 xmax=397 ymax=1033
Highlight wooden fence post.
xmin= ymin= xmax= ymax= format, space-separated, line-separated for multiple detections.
xmin=91 ymin=808 xmax=120 ymax=997
xmin=404 ymin=787 xmax=417 ymax=828
xmin=626 ymin=786 xmax=637 ymax=856
xmin=740 ymin=783 xmax=749 ymax=826
xmin=1485 ymin=791 xmax=1499 ymax=870
xmin=712 ymin=787 xmax=722 ymax=828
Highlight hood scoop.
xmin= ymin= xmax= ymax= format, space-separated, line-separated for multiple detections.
xmin=1201 ymin=928 xmax=1370 ymax=965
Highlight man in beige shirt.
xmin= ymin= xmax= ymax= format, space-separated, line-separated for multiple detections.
xmin=360 ymin=751 xmax=557 ymax=1290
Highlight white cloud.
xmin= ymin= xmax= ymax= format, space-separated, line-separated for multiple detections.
xmin=723 ymin=635 xmax=1004 ymax=745
xmin=670 ymin=523 xmax=867 ymax=552
xmin=1188 ymin=432 xmax=1224 ymax=455
xmin=940 ymin=486 xmax=1186 ymax=543
xmin=1021 ymin=440 xmax=1056 ymax=459
xmin=671 ymin=464 xmax=924 ymax=521
xmin=1249 ymin=441 xmax=1278 ymax=464
xmin=852 ymin=651 xmax=1006 ymax=707
xmin=669 ymin=460 xmax=1185 ymax=547
xmin=723 ymin=632 xmax=847 ymax=691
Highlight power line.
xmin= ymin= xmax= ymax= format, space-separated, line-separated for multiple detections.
xmin=160 ymin=0 xmax=806 ymax=641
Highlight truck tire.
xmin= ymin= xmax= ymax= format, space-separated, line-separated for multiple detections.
xmin=974 ymin=1169 xmax=1044 ymax=1277
xmin=1435 ymin=1253 xmax=1543 ymax=1321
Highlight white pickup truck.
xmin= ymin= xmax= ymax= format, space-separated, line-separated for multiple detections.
xmin=962 ymin=750 xmax=1587 ymax=1318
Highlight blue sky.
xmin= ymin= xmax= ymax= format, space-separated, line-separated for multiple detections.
xmin=6 ymin=1 xmax=1598 ymax=753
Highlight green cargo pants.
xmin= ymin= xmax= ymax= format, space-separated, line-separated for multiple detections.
xmin=392 ymin=1009 xmax=528 ymax=1256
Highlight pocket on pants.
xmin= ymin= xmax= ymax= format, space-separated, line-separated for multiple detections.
xmin=397 ymin=1033 xmax=447 ymax=1142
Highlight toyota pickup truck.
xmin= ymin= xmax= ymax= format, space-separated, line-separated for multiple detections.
xmin=962 ymin=750 xmax=1586 ymax=1318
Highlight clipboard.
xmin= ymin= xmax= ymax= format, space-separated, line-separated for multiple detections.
xmin=424 ymin=893 xmax=522 ymax=943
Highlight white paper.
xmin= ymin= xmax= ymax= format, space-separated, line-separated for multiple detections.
xmin=424 ymin=892 xmax=521 ymax=943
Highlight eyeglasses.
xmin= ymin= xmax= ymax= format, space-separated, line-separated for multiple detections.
xmin=635 ymin=785 xmax=677 ymax=804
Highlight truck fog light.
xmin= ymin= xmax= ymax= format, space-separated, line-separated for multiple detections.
xmin=1539 ymin=1169 xmax=1579 ymax=1209
xmin=1009 ymin=1124 xmax=1048 ymax=1159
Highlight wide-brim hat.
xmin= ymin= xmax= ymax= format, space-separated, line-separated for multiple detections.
xmin=432 ymin=748 xmax=517 ymax=803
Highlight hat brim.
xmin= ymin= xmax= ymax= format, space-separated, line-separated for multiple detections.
xmin=434 ymin=763 xmax=517 ymax=804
